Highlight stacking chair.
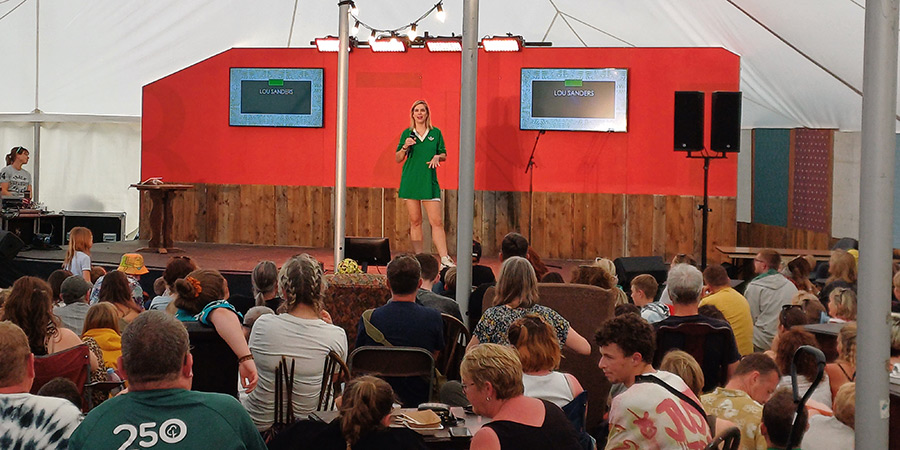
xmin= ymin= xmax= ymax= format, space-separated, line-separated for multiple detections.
xmin=705 ymin=426 xmax=741 ymax=450
xmin=348 ymin=346 xmax=435 ymax=407
xmin=653 ymin=321 xmax=736 ymax=392
xmin=184 ymin=321 xmax=238 ymax=398
xmin=317 ymin=350 xmax=350 ymax=411
xmin=436 ymin=314 xmax=470 ymax=381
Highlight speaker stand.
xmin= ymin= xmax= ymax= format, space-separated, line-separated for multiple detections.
xmin=525 ymin=130 xmax=546 ymax=243
xmin=686 ymin=150 xmax=727 ymax=270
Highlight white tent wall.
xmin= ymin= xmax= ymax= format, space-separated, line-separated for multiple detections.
xmin=736 ymin=130 xmax=753 ymax=223
xmin=833 ymin=131 xmax=862 ymax=239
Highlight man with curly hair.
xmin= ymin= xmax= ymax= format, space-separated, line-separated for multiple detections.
xmin=596 ymin=314 xmax=711 ymax=449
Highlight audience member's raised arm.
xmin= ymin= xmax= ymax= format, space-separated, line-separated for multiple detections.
xmin=208 ymin=308 xmax=259 ymax=393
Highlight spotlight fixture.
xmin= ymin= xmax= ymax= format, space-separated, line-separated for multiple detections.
xmin=314 ymin=36 xmax=341 ymax=52
xmin=371 ymin=35 xmax=408 ymax=52
xmin=435 ymin=3 xmax=446 ymax=22
xmin=425 ymin=36 xmax=462 ymax=52
xmin=407 ymin=23 xmax=418 ymax=40
xmin=351 ymin=20 xmax=360 ymax=36
xmin=481 ymin=35 xmax=524 ymax=52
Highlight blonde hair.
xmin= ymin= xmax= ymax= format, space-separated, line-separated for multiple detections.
xmin=827 ymin=249 xmax=857 ymax=285
xmin=792 ymin=290 xmax=826 ymax=324
xmin=408 ymin=100 xmax=432 ymax=131
xmin=833 ymin=382 xmax=856 ymax=429
xmin=339 ymin=376 xmax=394 ymax=447
xmin=508 ymin=315 xmax=561 ymax=372
xmin=251 ymin=260 xmax=278 ymax=306
xmin=279 ymin=254 xmax=325 ymax=313
xmin=63 ymin=227 xmax=93 ymax=268
xmin=660 ymin=350 xmax=704 ymax=396
xmin=830 ymin=288 xmax=857 ymax=321
xmin=495 ymin=256 xmax=539 ymax=308
xmin=837 ymin=322 xmax=857 ymax=365
xmin=83 ymin=302 xmax=121 ymax=335
xmin=460 ymin=343 xmax=524 ymax=400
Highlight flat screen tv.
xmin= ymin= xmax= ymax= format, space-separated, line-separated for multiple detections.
xmin=229 ymin=68 xmax=324 ymax=127
xmin=520 ymin=68 xmax=628 ymax=132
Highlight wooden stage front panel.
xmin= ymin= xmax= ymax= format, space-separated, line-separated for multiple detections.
xmin=141 ymin=184 xmax=737 ymax=263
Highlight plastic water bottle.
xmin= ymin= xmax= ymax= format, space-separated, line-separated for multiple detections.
xmin=107 ymin=368 xmax=123 ymax=395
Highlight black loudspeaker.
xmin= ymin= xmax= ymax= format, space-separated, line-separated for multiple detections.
xmin=710 ymin=91 xmax=742 ymax=152
xmin=613 ymin=256 xmax=668 ymax=289
xmin=0 ymin=230 xmax=25 ymax=260
xmin=674 ymin=91 xmax=705 ymax=151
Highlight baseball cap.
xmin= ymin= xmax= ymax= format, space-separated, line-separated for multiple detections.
xmin=60 ymin=275 xmax=93 ymax=303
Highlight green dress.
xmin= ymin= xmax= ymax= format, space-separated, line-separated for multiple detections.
xmin=397 ymin=127 xmax=446 ymax=200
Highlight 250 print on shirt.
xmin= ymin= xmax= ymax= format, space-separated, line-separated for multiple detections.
xmin=113 ymin=419 xmax=187 ymax=449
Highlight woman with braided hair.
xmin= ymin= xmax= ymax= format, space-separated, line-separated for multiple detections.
xmin=243 ymin=254 xmax=349 ymax=431
xmin=171 ymin=268 xmax=258 ymax=393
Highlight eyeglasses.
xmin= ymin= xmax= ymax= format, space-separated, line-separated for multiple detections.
xmin=782 ymin=304 xmax=803 ymax=311
xmin=461 ymin=382 xmax=476 ymax=393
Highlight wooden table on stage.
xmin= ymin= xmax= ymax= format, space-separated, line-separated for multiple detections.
xmin=131 ymin=184 xmax=192 ymax=254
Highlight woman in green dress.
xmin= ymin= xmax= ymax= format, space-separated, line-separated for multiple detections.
xmin=395 ymin=100 xmax=454 ymax=267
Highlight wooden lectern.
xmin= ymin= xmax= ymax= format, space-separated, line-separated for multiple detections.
xmin=131 ymin=183 xmax=192 ymax=254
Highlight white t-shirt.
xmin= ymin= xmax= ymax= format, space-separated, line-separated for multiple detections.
xmin=0 ymin=165 xmax=32 ymax=198
xmin=801 ymin=414 xmax=854 ymax=449
xmin=242 ymin=313 xmax=348 ymax=431
xmin=522 ymin=371 xmax=575 ymax=408
xmin=64 ymin=251 xmax=92 ymax=276
xmin=0 ymin=392 xmax=82 ymax=449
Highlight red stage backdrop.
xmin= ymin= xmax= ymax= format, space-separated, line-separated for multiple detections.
xmin=142 ymin=47 xmax=739 ymax=196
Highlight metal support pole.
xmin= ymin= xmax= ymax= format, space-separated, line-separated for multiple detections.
xmin=700 ymin=157 xmax=710 ymax=270
xmin=856 ymin=0 xmax=898 ymax=447
xmin=455 ymin=0 xmax=479 ymax=318
xmin=333 ymin=1 xmax=351 ymax=268
xmin=32 ymin=0 xmax=40 ymax=202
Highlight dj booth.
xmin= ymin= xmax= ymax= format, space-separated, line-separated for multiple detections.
xmin=1 ymin=205 xmax=126 ymax=248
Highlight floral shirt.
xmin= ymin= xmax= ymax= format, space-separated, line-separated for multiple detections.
xmin=473 ymin=304 xmax=569 ymax=347
xmin=701 ymin=387 xmax=766 ymax=450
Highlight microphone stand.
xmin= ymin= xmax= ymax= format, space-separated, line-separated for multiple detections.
xmin=525 ymin=130 xmax=545 ymax=242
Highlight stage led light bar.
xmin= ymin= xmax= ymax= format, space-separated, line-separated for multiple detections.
xmin=482 ymin=36 xmax=523 ymax=52
xmin=426 ymin=38 xmax=462 ymax=52
xmin=371 ymin=36 xmax=407 ymax=52
xmin=314 ymin=37 xmax=341 ymax=52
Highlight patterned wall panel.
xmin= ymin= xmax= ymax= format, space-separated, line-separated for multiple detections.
xmin=752 ymin=129 xmax=791 ymax=227
xmin=790 ymin=129 xmax=832 ymax=233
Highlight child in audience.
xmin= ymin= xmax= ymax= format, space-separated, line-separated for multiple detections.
xmin=63 ymin=227 xmax=93 ymax=282
xmin=631 ymin=274 xmax=669 ymax=324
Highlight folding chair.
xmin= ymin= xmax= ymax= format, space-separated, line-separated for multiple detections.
xmin=317 ymin=350 xmax=350 ymax=411
xmin=436 ymin=314 xmax=470 ymax=381
xmin=348 ymin=346 xmax=435 ymax=407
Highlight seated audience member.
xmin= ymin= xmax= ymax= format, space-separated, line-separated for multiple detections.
xmin=173 ymin=268 xmax=259 ymax=393
xmin=659 ymin=253 xmax=698 ymax=305
xmin=414 ymin=253 xmax=463 ymax=322
xmin=47 ymin=268 xmax=73 ymax=305
xmin=654 ymin=264 xmax=741 ymax=392
xmin=764 ymin=304 xmax=808 ymax=359
xmin=81 ymin=302 xmax=122 ymax=370
xmin=441 ymin=266 xmax=458 ymax=299
xmin=461 ymin=343 xmax=582 ymax=450
xmin=508 ymin=315 xmax=583 ymax=408
xmin=818 ymin=249 xmax=857 ymax=312
xmin=0 ymin=322 xmax=82 ymax=449
xmin=153 ymin=276 xmax=166 ymax=296
xmin=614 ymin=303 xmax=641 ymax=317
xmin=90 ymin=253 xmax=147 ymax=307
xmin=470 ymin=240 xmax=497 ymax=287
xmin=98 ymin=270 xmax=142 ymax=326
xmin=3 ymin=276 xmax=99 ymax=370
xmin=824 ymin=322 xmax=856 ymax=399
xmin=801 ymin=382 xmax=855 ymax=450
xmin=242 ymin=305 xmax=274 ymax=339
xmin=355 ymin=254 xmax=444 ymax=406
xmin=244 ymin=254 xmax=348 ymax=431
xmin=541 ymin=272 xmax=565 ymax=283
xmin=702 ymin=353 xmax=780 ymax=450
xmin=774 ymin=329 xmax=831 ymax=409
xmin=792 ymin=290 xmax=827 ymax=324
xmin=893 ymin=270 xmax=900 ymax=313
xmin=828 ymin=287 xmax=857 ymax=322
xmin=630 ymin=273 xmax=669 ymax=323
xmin=659 ymin=350 xmax=705 ymax=398
xmin=785 ymin=256 xmax=818 ymax=294
xmin=470 ymin=256 xmax=591 ymax=355
xmin=268 ymin=375 xmax=426 ymax=450
xmin=892 ymin=313 xmax=900 ymax=367
xmin=571 ymin=258 xmax=628 ymax=306
xmin=761 ymin=388 xmax=808 ymax=450
xmin=698 ymin=304 xmax=727 ymax=322
xmin=701 ymin=264 xmax=754 ymax=355
xmin=53 ymin=274 xmax=94 ymax=335
xmin=251 ymin=260 xmax=283 ymax=312
xmin=148 ymin=255 xmax=198 ymax=311
xmin=596 ymin=313 xmax=712 ymax=448
xmin=68 ymin=311 xmax=266 ymax=450
xmin=36 ymin=377 xmax=82 ymax=411
xmin=89 ymin=265 xmax=106 ymax=284
xmin=467 ymin=233 xmax=529 ymax=327
xmin=526 ymin=246 xmax=550 ymax=281
xmin=745 ymin=249 xmax=798 ymax=351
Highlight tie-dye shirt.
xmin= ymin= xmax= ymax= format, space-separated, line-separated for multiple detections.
xmin=0 ymin=393 xmax=82 ymax=449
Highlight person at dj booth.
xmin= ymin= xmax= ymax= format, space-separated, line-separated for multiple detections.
xmin=1 ymin=146 xmax=32 ymax=199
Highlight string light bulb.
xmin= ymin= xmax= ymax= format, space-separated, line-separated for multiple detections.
xmin=368 ymin=29 xmax=377 ymax=45
xmin=408 ymin=23 xmax=418 ymax=40
xmin=436 ymin=3 xmax=446 ymax=22
xmin=351 ymin=20 xmax=360 ymax=36
xmin=349 ymin=1 xmax=358 ymax=16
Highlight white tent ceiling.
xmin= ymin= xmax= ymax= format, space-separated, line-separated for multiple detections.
xmin=0 ymin=0 xmax=892 ymax=130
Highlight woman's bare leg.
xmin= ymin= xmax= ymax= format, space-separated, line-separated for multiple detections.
xmin=423 ymin=200 xmax=449 ymax=258
xmin=405 ymin=199 xmax=424 ymax=253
